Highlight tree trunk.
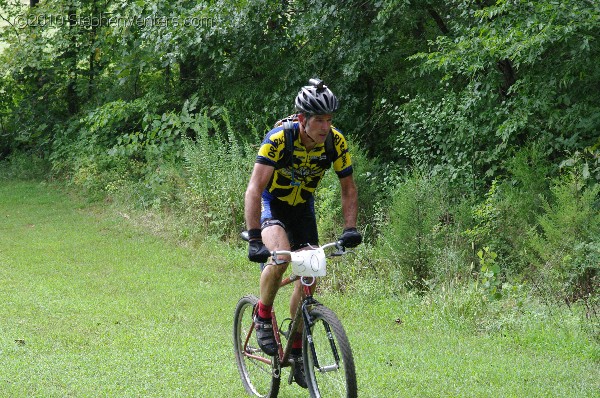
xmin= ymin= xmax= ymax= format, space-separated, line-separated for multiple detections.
xmin=497 ymin=58 xmax=516 ymax=98
xmin=66 ymin=5 xmax=78 ymax=115
xmin=88 ymin=0 xmax=98 ymax=98
xmin=426 ymin=6 xmax=449 ymax=35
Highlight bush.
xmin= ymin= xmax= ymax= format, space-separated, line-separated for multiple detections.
xmin=464 ymin=143 xmax=553 ymax=276
xmin=178 ymin=109 xmax=254 ymax=240
xmin=0 ymin=151 xmax=50 ymax=180
xmin=314 ymin=142 xmax=385 ymax=244
xmin=376 ymin=169 xmax=465 ymax=292
xmin=527 ymin=169 xmax=600 ymax=305
xmin=49 ymin=96 xmax=165 ymax=199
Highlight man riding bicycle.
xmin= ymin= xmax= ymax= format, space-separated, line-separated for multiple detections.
xmin=244 ymin=78 xmax=362 ymax=388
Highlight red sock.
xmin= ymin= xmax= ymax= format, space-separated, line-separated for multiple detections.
xmin=257 ymin=301 xmax=273 ymax=320
xmin=291 ymin=332 xmax=302 ymax=350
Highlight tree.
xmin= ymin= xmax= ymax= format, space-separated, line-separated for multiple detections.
xmin=388 ymin=0 xmax=600 ymax=189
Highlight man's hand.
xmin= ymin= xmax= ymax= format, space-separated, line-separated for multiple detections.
xmin=247 ymin=229 xmax=270 ymax=263
xmin=338 ymin=227 xmax=362 ymax=248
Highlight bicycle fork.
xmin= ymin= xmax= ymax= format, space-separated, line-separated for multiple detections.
xmin=302 ymin=299 xmax=341 ymax=373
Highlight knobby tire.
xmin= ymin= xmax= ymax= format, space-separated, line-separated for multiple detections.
xmin=303 ymin=304 xmax=357 ymax=398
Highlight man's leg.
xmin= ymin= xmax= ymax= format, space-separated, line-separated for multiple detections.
xmin=259 ymin=224 xmax=291 ymax=307
xmin=252 ymin=224 xmax=290 ymax=356
xmin=284 ymin=202 xmax=318 ymax=388
xmin=287 ymin=275 xmax=315 ymax=389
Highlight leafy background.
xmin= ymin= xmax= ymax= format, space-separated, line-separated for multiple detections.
xmin=1 ymin=0 xmax=598 ymax=338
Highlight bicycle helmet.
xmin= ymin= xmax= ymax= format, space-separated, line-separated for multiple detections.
xmin=294 ymin=78 xmax=339 ymax=115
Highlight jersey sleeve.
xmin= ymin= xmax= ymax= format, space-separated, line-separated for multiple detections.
xmin=256 ymin=127 xmax=286 ymax=167
xmin=331 ymin=128 xmax=353 ymax=178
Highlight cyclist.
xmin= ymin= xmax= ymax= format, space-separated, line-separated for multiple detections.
xmin=244 ymin=78 xmax=362 ymax=388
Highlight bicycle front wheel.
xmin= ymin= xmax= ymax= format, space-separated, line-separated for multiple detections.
xmin=303 ymin=304 xmax=357 ymax=398
xmin=233 ymin=294 xmax=281 ymax=398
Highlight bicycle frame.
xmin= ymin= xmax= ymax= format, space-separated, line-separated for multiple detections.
xmin=242 ymin=273 xmax=312 ymax=368
xmin=241 ymin=242 xmax=344 ymax=373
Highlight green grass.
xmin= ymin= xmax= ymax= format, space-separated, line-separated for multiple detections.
xmin=1 ymin=180 xmax=598 ymax=397
xmin=337 ymin=293 xmax=599 ymax=397
xmin=0 ymin=181 xmax=252 ymax=396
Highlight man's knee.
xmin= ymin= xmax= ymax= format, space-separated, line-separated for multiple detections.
xmin=262 ymin=260 xmax=288 ymax=281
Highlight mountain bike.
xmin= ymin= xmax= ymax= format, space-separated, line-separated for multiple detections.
xmin=233 ymin=236 xmax=357 ymax=398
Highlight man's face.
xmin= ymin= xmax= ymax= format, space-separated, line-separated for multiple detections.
xmin=304 ymin=114 xmax=333 ymax=144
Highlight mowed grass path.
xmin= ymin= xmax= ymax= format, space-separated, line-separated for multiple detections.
xmin=0 ymin=181 xmax=255 ymax=397
xmin=1 ymin=180 xmax=599 ymax=397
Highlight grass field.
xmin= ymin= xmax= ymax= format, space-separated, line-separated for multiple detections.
xmin=1 ymin=180 xmax=598 ymax=397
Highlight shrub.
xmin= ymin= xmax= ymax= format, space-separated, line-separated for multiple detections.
xmin=464 ymin=143 xmax=553 ymax=276
xmin=527 ymin=169 xmax=600 ymax=305
xmin=178 ymin=109 xmax=254 ymax=240
xmin=49 ymin=95 xmax=165 ymax=199
xmin=377 ymin=169 xmax=462 ymax=292
xmin=314 ymin=143 xmax=385 ymax=244
xmin=0 ymin=151 xmax=50 ymax=180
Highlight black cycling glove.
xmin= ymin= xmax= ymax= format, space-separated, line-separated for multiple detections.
xmin=247 ymin=229 xmax=270 ymax=263
xmin=338 ymin=227 xmax=362 ymax=248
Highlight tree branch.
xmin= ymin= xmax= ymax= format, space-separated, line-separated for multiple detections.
xmin=0 ymin=11 xmax=22 ymax=44
xmin=426 ymin=5 xmax=449 ymax=35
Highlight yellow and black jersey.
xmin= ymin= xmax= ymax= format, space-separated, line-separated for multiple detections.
xmin=256 ymin=122 xmax=353 ymax=206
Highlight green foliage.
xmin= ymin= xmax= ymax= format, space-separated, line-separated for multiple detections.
xmin=48 ymin=95 xmax=164 ymax=200
xmin=464 ymin=179 xmax=502 ymax=247
xmin=527 ymin=169 xmax=600 ymax=304
xmin=313 ymin=168 xmax=341 ymax=242
xmin=386 ymin=90 xmax=487 ymax=188
xmin=314 ymin=142 xmax=384 ymax=244
xmin=108 ymin=96 xmax=204 ymax=163
xmin=178 ymin=109 xmax=254 ymax=240
xmin=377 ymin=169 xmax=461 ymax=291
xmin=476 ymin=247 xmax=502 ymax=301
xmin=0 ymin=151 xmax=49 ymax=180
xmin=4 ymin=0 xmax=598 ymax=194
xmin=465 ymin=143 xmax=553 ymax=275
xmin=560 ymin=146 xmax=600 ymax=186
xmin=397 ymin=0 xmax=600 ymax=188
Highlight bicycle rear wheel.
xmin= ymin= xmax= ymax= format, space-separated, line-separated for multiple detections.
xmin=233 ymin=294 xmax=281 ymax=398
xmin=303 ymin=305 xmax=357 ymax=398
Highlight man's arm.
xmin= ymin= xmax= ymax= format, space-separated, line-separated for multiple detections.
xmin=339 ymin=175 xmax=358 ymax=229
xmin=245 ymin=163 xmax=275 ymax=230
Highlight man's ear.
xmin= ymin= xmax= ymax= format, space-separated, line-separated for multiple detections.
xmin=297 ymin=113 xmax=306 ymax=124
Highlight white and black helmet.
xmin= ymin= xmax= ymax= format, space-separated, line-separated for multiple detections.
xmin=294 ymin=78 xmax=339 ymax=115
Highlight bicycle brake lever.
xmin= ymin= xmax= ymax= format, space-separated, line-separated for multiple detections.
xmin=330 ymin=250 xmax=345 ymax=257
xmin=329 ymin=242 xmax=347 ymax=257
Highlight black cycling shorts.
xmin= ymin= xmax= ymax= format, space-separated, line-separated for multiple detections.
xmin=260 ymin=195 xmax=318 ymax=251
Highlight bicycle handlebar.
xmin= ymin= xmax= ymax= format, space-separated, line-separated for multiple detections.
xmin=271 ymin=241 xmax=346 ymax=260
xmin=240 ymin=231 xmax=352 ymax=279
xmin=240 ymin=231 xmax=348 ymax=257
